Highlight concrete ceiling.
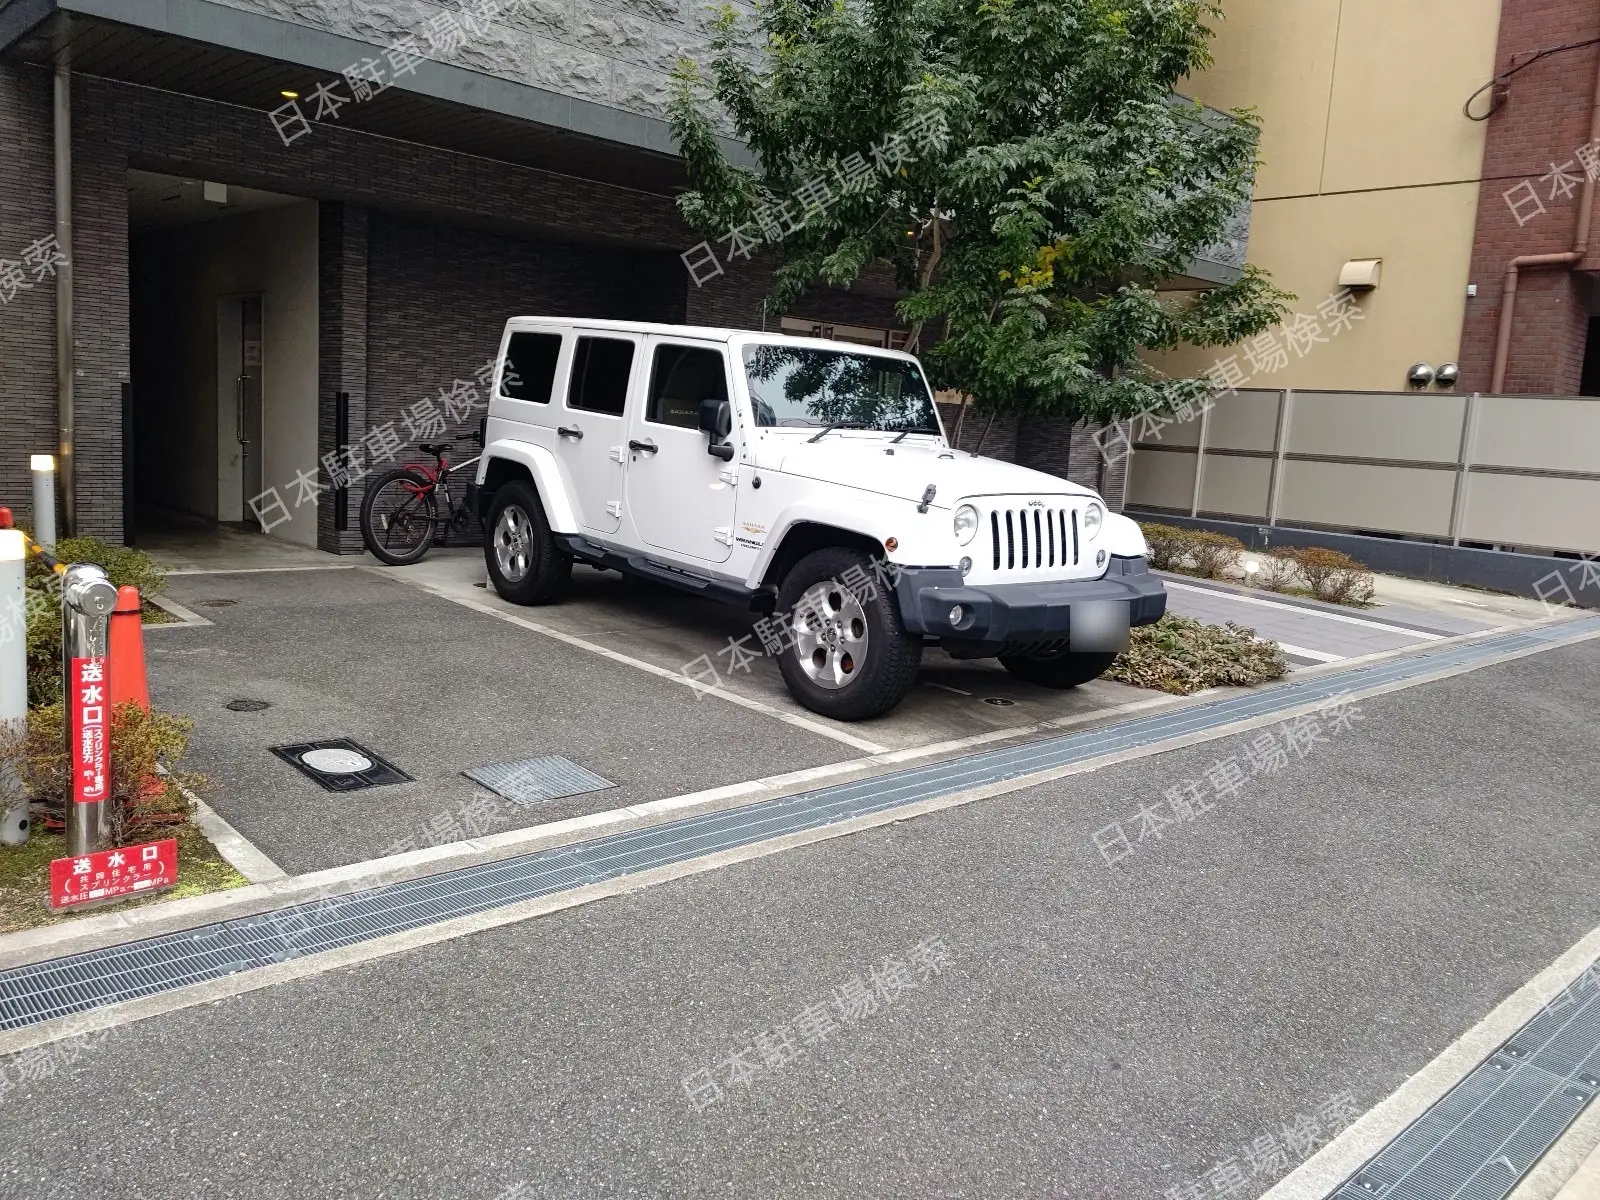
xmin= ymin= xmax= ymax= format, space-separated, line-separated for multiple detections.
xmin=126 ymin=169 xmax=305 ymax=232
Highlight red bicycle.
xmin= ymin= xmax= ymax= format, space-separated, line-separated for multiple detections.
xmin=359 ymin=442 xmax=482 ymax=566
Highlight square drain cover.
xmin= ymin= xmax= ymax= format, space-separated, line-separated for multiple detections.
xmin=271 ymin=738 xmax=412 ymax=792
xmin=464 ymin=756 xmax=616 ymax=808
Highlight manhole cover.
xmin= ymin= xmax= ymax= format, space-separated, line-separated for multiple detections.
xmin=225 ymin=699 xmax=271 ymax=712
xmin=197 ymin=598 xmax=238 ymax=608
xmin=464 ymin=756 xmax=616 ymax=808
xmin=983 ymin=697 xmax=1016 ymax=707
xmin=301 ymin=747 xmax=373 ymax=774
xmin=270 ymin=739 xmax=411 ymax=792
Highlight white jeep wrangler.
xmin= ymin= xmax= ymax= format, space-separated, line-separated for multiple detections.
xmin=472 ymin=318 xmax=1166 ymax=721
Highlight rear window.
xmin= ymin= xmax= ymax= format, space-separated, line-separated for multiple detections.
xmin=500 ymin=332 xmax=561 ymax=404
xmin=567 ymin=337 xmax=636 ymax=416
xmin=647 ymin=345 xmax=728 ymax=428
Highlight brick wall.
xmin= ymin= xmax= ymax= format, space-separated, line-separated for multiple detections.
xmin=0 ymin=60 xmax=1104 ymax=542
xmin=1459 ymin=0 xmax=1600 ymax=394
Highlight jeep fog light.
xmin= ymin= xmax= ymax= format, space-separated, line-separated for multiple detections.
xmin=1082 ymin=502 xmax=1104 ymax=539
xmin=953 ymin=504 xmax=979 ymax=545
xmin=949 ymin=605 xmax=965 ymax=626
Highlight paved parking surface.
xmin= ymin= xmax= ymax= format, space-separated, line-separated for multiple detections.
xmin=150 ymin=568 xmax=858 ymax=875
xmin=382 ymin=550 xmax=1159 ymax=752
xmin=6 ymin=631 xmax=1598 ymax=1200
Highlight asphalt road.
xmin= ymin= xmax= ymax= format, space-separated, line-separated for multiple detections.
xmin=3 ymin=638 xmax=1598 ymax=1199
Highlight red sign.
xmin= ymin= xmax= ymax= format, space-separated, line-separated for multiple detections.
xmin=70 ymin=655 xmax=109 ymax=804
xmin=50 ymin=838 xmax=178 ymax=909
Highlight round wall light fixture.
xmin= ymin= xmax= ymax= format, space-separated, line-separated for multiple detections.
xmin=1406 ymin=363 xmax=1436 ymax=390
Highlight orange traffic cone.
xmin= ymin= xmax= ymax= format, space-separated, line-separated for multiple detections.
xmin=109 ymin=585 xmax=150 ymax=713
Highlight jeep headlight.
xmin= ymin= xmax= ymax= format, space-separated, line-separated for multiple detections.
xmin=953 ymin=504 xmax=979 ymax=546
xmin=1081 ymin=502 xmax=1104 ymax=540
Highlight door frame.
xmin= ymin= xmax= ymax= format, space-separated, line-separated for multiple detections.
xmin=215 ymin=293 xmax=264 ymax=526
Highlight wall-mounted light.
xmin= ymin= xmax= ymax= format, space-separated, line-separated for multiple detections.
xmin=1407 ymin=363 xmax=1436 ymax=389
xmin=1435 ymin=363 xmax=1460 ymax=388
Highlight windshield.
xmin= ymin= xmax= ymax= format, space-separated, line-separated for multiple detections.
xmin=741 ymin=343 xmax=941 ymax=434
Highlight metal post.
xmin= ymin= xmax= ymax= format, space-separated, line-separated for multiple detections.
xmin=62 ymin=563 xmax=117 ymax=856
xmin=0 ymin=529 xmax=28 ymax=845
xmin=1266 ymin=389 xmax=1294 ymax=527
xmin=1449 ymin=392 xmax=1481 ymax=547
xmin=1189 ymin=397 xmax=1213 ymax=518
xmin=30 ymin=455 xmax=57 ymax=548
xmin=54 ymin=52 xmax=75 ymax=538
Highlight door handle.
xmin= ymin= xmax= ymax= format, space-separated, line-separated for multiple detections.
xmin=628 ymin=439 xmax=658 ymax=454
xmin=235 ymin=376 xmax=249 ymax=444
xmin=557 ymin=426 xmax=584 ymax=440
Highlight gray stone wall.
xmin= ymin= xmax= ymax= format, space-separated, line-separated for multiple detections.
xmin=210 ymin=0 xmax=752 ymax=124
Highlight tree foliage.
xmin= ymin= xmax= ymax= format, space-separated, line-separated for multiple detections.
xmin=669 ymin=0 xmax=1293 ymax=422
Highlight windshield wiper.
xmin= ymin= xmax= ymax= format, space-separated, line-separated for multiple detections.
xmin=891 ymin=427 xmax=941 ymax=444
xmin=807 ymin=422 xmax=868 ymax=443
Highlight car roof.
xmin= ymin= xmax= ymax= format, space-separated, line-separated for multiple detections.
xmin=501 ymin=317 xmax=922 ymax=362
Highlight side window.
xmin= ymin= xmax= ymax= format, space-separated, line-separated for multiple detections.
xmin=566 ymin=337 xmax=636 ymax=416
xmin=647 ymin=345 xmax=729 ymax=429
xmin=500 ymin=332 xmax=562 ymax=404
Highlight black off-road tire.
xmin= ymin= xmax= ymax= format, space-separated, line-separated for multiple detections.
xmin=774 ymin=547 xmax=922 ymax=721
xmin=998 ymin=649 xmax=1118 ymax=689
xmin=483 ymin=480 xmax=572 ymax=605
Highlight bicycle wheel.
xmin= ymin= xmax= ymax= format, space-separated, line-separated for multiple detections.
xmin=361 ymin=468 xmax=439 ymax=565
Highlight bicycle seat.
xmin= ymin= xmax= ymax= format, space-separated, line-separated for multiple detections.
xmin=418 ymin=442 xmax=453 ymax=455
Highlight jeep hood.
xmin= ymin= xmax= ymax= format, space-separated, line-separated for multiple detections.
xmin=767 ymin=438 xmax=1099 ymax=508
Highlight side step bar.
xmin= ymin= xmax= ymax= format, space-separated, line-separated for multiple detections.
xmin=555 ymin=535 xmax=774 ymax=612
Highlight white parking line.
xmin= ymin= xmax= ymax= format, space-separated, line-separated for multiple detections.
xmin=1163 ymin=580 xmax=1446 ymax=640
xmin=1277 ymin=642 xmax=1345 ymax=663
xmin=387 ymin=571 xmax=890 ymax=755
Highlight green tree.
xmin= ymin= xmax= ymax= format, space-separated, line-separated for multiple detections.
xmin=669 ymin=0 xmax=1292 ymax=427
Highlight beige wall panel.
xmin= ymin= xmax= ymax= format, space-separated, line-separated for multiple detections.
xmin=1279 ymin=460 xmax=1456 ymax=536
xmin=1199 ymin=454 xmax=1272 ymax=519
xmin=1471 ymin=397 xmax=1600 ymax=473
xmin=1321 ymin=0 xmax=1502 ymax=193
xmin=1460 ymin=475 xmax=1600 ymax=555
xmin=1179 ymin=0 xmax=1341 ymax=200
xmin=1137 ymin=409 xmax=1202 ymax=449
xmin=1207 ymin=389 xmax=1282 ymax=453
xmin=1149 ymin=184 xmax=1482 ymax=392
xmin=1289 ymin=391 xmax=1466 ymax=462
xmin=1127 ymin=448 xmax=1199 ymax=511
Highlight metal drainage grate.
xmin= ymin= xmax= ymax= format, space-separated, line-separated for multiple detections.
xmin=1 ymin=617 xmax=1596 ymax=1035
xmin=225 ymin=699 xmax=271 ymax=713
xmin=464 ymin=756 xmax=615 ymax=809
xmin=1328 ymin=972 xmax=1600 ymax=1200
xmin=270 ymin=739 xmax=411 ymax=792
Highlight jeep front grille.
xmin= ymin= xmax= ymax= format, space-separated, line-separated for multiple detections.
xmin=989 ymin=506 xmax=1078 ymax=573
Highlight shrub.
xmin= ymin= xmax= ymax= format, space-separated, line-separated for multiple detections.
xmin=1186 ymin=530 xmax=1246 ymax=580
xmin=1106 ymin=615 xmax=1289 ymax=696
xmin=21 ymin=536 xmax=167 ymax=707
xmin=1283 ymin=547 xmax=1376 ymax=606
xmin=1140 ymin=523 xmax=1191 ymax=572
xmin=1257 ymin=551 xmax=1301 ymax=592
xmin=0 ymin=702 xmax=201 ymax=845
xmin=1137 ymin=522 xmax=1245 ymax=579
xmin=24 ymin=535 xmax=167 ymax=599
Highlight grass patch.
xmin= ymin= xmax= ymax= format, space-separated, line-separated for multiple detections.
xmin=0 ymin=823 xmax=248 ymax=935
xmin=1108 ymin=615 xmax=1289 ymax=695
xmin=142 ymin=601 xmax=179 ymax=625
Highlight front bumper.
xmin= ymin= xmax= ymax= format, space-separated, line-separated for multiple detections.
xmin=894 ymin=555 xmax=1167 ymax=650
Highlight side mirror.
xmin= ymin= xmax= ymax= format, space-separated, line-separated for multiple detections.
xmin=698 ymin=398 xmax=732 ymax=440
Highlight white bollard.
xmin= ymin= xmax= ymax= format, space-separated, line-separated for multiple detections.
xmin=0 ymin=528 xmax=28 ymax=845
xmin=30 ymin=455 xmax=57 ymax=549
